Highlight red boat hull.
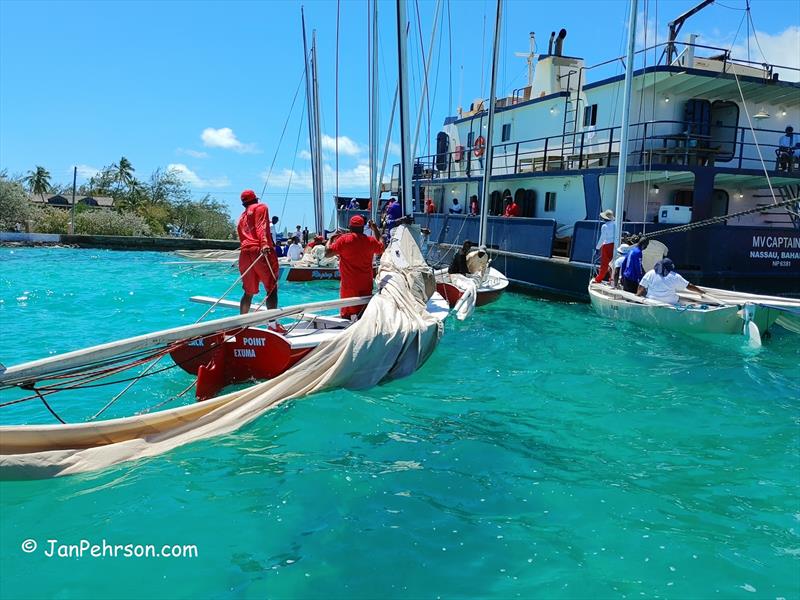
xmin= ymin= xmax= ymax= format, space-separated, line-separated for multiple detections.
xmin=436 ymin=282 xmax=504 ymax=308
xmin=170 ymin=327 xmax=312 ymax=400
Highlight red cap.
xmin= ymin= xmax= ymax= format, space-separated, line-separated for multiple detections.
xmin=240 ymin=189 xmax=258 ymax=203
xmin=349 ymin=215 xmax=366 ymax=228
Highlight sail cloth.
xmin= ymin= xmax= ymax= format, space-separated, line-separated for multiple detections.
xmin=0 ymin=225 xmax=443 ymax=479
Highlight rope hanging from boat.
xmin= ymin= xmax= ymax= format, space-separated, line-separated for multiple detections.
xmin=640 ymin=195 xmax=799 ymax=240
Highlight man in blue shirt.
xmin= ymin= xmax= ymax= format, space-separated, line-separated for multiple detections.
xmin=621 ymin=237 xmax=649 ymax=293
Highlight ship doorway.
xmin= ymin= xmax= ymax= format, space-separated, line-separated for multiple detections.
xmin=711 ymin=189 xmax=729 ymax=217
xmin=710 ymin=101 xmax=738 ymax=162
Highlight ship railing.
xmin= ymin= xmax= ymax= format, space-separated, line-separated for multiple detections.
xmin=411 ymin=120 xmax=796 ymax=181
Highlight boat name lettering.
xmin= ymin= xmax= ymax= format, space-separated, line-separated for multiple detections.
xmin=187 ymin=339 xmax=204 ymax=347
xmin=749 ymin=251 xmax=779 ymax=259
xmin=242 ymin=337 xmax=266 ymax=346
xmin=233 ymin=349 xmax=256 ymax=358
xmin=751 ymin=236 xmax=800 ymax=249
xmin=311 ymin=270 xmax=335 ymax=279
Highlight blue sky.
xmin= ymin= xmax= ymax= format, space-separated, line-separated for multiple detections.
xmin=1 ymin=0 xmax=797 ymax=231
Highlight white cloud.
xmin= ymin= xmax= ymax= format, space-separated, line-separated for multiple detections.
xmin=320 ymin=134 xmax=362 ymax=156
xmin=728 ymin=27 xmax=800 ymax=82
xmin=298 ymin=149 xmax=312 ymax=160
xmin=167 ymin=163 xmax=230 ymax=188
xmin=200 ymin=127 xmax=258 ymax=153
xmin=177 ymin=148 xmax=209 ymax=159
xmin=76 ymin=164 xmax=99 ymax=180
xmin=262 ymin=162 xmax=371 ymax=192
xmin=388 ymin=141 xmax=401 ymax=157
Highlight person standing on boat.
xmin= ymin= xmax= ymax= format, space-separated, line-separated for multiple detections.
xmin=469 ymin=195 xmax=479 ymax=216
xmin=286 ymin=237 xmax=303 ymax=262
xmin=237 ymin=189 xmax=279 ymax=314
xmin=448 ymin=241 xmax=473 ymax=275
xmin=611 ymin=243 xmax=631 ymax=288
xmin=504 ymin=197 xmax=521 ymax=217
xmin=620 ymin=236 xmax=649 ymax=293
xmin=271 ymin=215 xmax=280 ymax=245
xmin=592 ymin=209 xmax=616 ymax=283
xmin=637 ymin=258 xmax=704 ymax=304
xmin=325 ymin=215 xmax=384 ymax=319
xmin=425 ymin=198 xmax=436 ymax=214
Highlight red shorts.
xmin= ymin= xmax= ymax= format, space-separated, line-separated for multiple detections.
xmin=239 ymin=248 xmax=279 ymax=295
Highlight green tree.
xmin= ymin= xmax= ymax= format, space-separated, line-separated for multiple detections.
xmin=110 ymin=156 xmax=136 ymax=194
xmin=23 ymin=166 xmax=51 ymax=201
xmin=0 ymin=174 xmax=32 ymax=231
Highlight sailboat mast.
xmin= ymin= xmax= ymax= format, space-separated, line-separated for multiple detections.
xmin=370 ymin=0 xmax=380 ymax=222
xmin=396 ymin=0 xmax=413 ymax=216
xmin=613 ymin=0 xmax=639 ymax=249
xmin=301 ymin=9 xmax=321 ymax=236
xmin=311 ymin=31 xmax=325 ymax=235
xmin=478 ymin=0 xmax=503 ymax=247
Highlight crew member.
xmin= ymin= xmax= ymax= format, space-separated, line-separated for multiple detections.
xmin=504 ymin=198 xmax=521 ymax=217
xmin=637 ymin=258 xmax=704 ymax=304
xmin=325 ymin=215 xmax=384 ymax=319
xmin=593 ymin=209 xmax=616 ymax=283
xmin=271 ymin=215 xmax=280 ymax=245
xmin=449 ymin=198 xmax=464 ymax=214
xmin=611 ymin=243 xmax=631 ymax=288
xmin=469 ymin=195 xmax=479 ymax=216
xmin=448 ymin=241 xmax=473 ymax=275
xmin=425 ymin=198 xmax=436 ymax=214
xmin=383 ymin=197 xmax=411 ymax=244
xmin=286 ymin=237 xmax=304 ymax=261
xmin=620 ymin=235 xmax=649 ymax=293
xmin=237 ymin=189 xmax=279 ymax=314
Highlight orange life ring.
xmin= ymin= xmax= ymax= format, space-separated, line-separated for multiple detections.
xmin=473 ymin=136 xmax=485 ymax=158
xmin=453 ymin=145 xmax=464 ymax=162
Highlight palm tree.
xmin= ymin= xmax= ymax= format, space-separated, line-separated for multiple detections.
xmin=24 ymin=166 xmax=52 ymax=201
xmin=110 ymin=156 xmax=135 ymax=193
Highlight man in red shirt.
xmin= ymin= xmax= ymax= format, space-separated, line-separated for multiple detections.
xmin=237 ymin=189 xmax=279 ymax=314
xmin=424 ymin=198 xmax=436 ymax=214
xmin=325 ymin=215 xmax=384 ymax=319
xmin=503 ymin=198 xmax=521 ymax=217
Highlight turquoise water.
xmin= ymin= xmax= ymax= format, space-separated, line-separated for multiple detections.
xmin=0 ymin=247 xmax=798 ymax=599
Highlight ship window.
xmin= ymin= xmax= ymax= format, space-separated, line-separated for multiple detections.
xmin=467 ymin=131 xmax=475 ymax=148
xmin=501 ymin=123 xmax=511 ymax=142
xmin=583 ymin=104 xmax=598 ymax=126
xmin=545 ymin=192 xmax=557 ymax=212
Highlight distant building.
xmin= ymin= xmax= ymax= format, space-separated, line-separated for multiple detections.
xmin=28 ymin=194 xmax=114 ymax=209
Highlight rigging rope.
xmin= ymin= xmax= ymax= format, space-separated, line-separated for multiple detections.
xmin=640 ymin=196 xmax=799 ymax=240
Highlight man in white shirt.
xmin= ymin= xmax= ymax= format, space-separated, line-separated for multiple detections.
xmin=286 ymin=237 xmax=303 ymax=261
xmin=592 ymin=209 xmax=616 ymax=283
xmin=637 ymin=258 xmax=703 ymax=304
xmin=271 ymin=216 xmax=280 ymax=245
xmin=778 ymin=126 xmax=799 ymax=171
xmin=449 ymin=198 xmax=464 ymax=214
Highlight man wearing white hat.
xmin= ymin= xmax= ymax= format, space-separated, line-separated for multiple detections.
xmin=592 ymin=209 xmax=616 ymax=283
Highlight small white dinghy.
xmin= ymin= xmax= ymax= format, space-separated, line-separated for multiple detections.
xmin=588 ymin=282 xmax=778 ymax=342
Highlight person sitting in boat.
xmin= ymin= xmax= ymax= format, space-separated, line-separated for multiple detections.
xmin=469 ymin=195 xmax=479 ymax=216
xmin=325 ymin=215 xmax=384 ymax=320
xmin=237 ymin=189 xmax=279 ymax=314
xmin=637 ymin=258 xmax=704 ymax=304
xmin=466 ymin=245 xmax=490 ymax=280
xmin=611 ymin=243 xmax=631 ymax=288
xmin=592 ymin=209 xmax=616 ymax=284
xmin=348 ymin=197 xmax=360 ymax=210
xmin=286 ymin=237 xmax=303 ymax=262
xmin=448 ymin=241 xmax=473 ymax=275
xmin=503 ymin=198 xmax=521 ymax=217
xmin=449 ymin=198 xmax=464 ymax=214
xmin=777 ymin=126 xmax=800 ymax=171
xmin=620 ymin=235 xmax=649 ymax=294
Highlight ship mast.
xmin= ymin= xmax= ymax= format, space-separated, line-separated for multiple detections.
xmin=478 ymin=0 xmax=503 ymax=247
xmin=301 ymin=9 xmax=325 ymax=236
xmin=612 ymin=0 xmax=638 ymax=250
xmin=370 ymin=0 xmax=380 ymax=222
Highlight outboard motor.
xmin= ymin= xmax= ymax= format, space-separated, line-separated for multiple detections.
xmin=554 ymin=29 xmax=567 ymax=56
xmin=547 ymin=31 xmax=556 ymax=55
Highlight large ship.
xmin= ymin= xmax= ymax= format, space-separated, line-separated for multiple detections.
xmin=342 ymin=8 xmax=800 ymax=300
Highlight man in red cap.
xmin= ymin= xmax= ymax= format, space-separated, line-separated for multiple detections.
xmin=325 ymin=215 xmax=383 ymax=319
xmin=237 ymin=189 xmax=279 ymax=314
